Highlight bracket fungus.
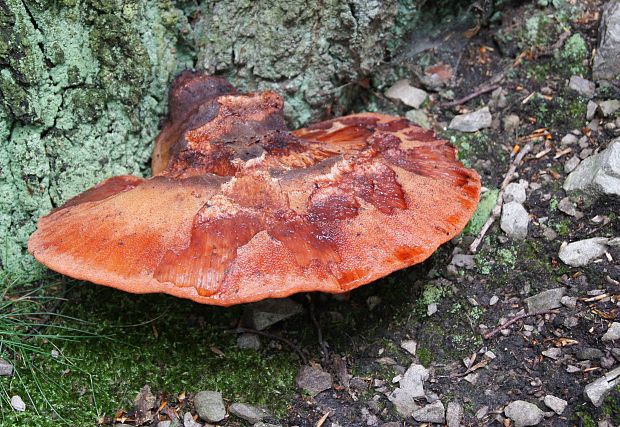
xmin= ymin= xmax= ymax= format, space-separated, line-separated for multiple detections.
xmin=28 ymin=72 xmax=481 ymax=306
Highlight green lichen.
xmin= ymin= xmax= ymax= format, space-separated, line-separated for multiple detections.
xmin=463 ymin=188 xmax=499 ymax=235
xmin=558 ymin=33 xmax=588 ymax=76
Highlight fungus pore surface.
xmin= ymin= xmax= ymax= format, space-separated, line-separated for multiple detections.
xmin=28 ymin=72 xmax=481 ymax=306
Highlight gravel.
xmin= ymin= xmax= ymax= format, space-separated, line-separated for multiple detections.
xmin=593 ymin=1 xmax=620 ymax=81
xmin=602 ymin=322 xmax=620 ymax=341
xmin=558 ymin=237 xmax=611 ymax=266
xmin=448 ymin=107 xmax=492 ymax=132
xmin=584 ymin=366 xmax=620 ymax=406
xmin=504 ymin=400 xmax=544 ymax=427
xmin=564 ymin=138 xmax=620 ymax=198
xmin=0 ymin=358 xmax=14 ymax=376
xmin=568 ymin=75 xmax=595 ymax=98
xmin=295 ymin=365 xmax=332 ymax=396
xmin=243 ymin=298 xmax=303 ymax=331
xmin=500 ymin=201 xmax=529 ymax=239
xmin=10 ymin=395 xmax=26 ymax=412
xmin=229 ymin=402 xmax=270 ymax=424
xmin=544 ymin=395 xmax=567 ymax=415
xmin=412 ymin=400 xmax=445 ymax=424
xmin=524 ymin=287 xmax=565 ymax=312
xmin=194 ymin=391 xmax=226 ymax=423
xmin=446 ymin=401 xmax=463 ymax=427
xmin=385 ymin=79 xmax=428 ymax=109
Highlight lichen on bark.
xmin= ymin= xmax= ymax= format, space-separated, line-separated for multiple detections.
xmin=0 ymin=0 xmax=434 ymax=279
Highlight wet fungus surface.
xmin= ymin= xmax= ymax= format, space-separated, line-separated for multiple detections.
xmin=28 ymin=72 xmax=481 ymax=306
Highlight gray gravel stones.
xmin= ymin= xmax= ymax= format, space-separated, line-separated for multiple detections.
xmin=412 ymin=400 xmax=445 ymax=424
xmin=295 ymin=365 xmax=332 ymax=396
xmin=10 ymin=395 xmax=26 ymax=412
xmin=400 ymin=340 xmax=417 ymax=356
xmin=576 ymin=347 xmax=604 ymax=361
xmin=237 ymin=333 xmax=261 ymax=350
xmin=500 ymin=201 xmax=529 ymax=239
xmin=243 ymin=298 xmax=303 ymax=331
xmin=449 ymin=107 xmax=492 ymax=132
xmin=594 ymin=1 xmax=620 ymax=81
xmin=584 ymin=366 xmax=620 ymax=406
xmin=229 ymin=402 xmax=270 ymax=424
xmin=446 ymin=401 xmax=463 ymax=427
xmin=503 ymin=114 xmax=521 ymax=133
xmin=194 ymin=391 xmax=226 ymax=423
xmin=183 ymin=412 xmax=202 ymax=427
xmin=385 ymin=79 xmax=428 ymax=109
xmin=525 ymin=287 xmax=566 ymax=313
xmin=564 ymin=138 xmax=620 ymax=198
xmin=0 ymin=358 xmax=14 ymax=376
xmin=503 ymin=180 xmax=528 ymax=204
xmin=450 ymin=253 xmax=475 ymax=269
xmin=405 ymin=109 xmax=431 ymax=129
xmin=387 ymin=364 xmax=429 ymax=417
xmin=568 ymin=75 xmax=596 ymax=98
xmin=544 ymin=395 xmax=567 ymax=415
xmin=564 ymin=155 xmax=581 ymax=173
xmin=558 ymin=237 xmax=611 ymax=266
xmin=504 ymin=400 xmax=544 ymax=427
xmin=599 ymin=99 xmax=620 ymax=117
xmin=602 ymin=322 xmax=620 ymax=341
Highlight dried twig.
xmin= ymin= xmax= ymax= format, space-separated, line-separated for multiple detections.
xmin=232 ymin=327 xmax=308 ymax=365
xmin=469 ymin=141 xmax=534 ymax=253
xmin=308 ymin=295 xmax=329 ymax=364
xmin=441 ymin=84 xmax=500 ymax=108
xmin=483 ymin=310 xmax=559 ymax=340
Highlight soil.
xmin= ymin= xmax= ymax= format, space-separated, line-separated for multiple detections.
xmin=2 ymin=1 xmax=619 ymax=426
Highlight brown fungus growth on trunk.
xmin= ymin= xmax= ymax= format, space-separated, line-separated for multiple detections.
xmin=28 ymin=71 xmax=481 ymax=306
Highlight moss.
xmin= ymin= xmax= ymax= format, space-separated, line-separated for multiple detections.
xmin=558 ymin=33 xmax=588 ymax=76
xmin=417 ymin=346 xmax=433 ymax=367
xmin=463 ymin=189 xmax=499 ymax=235
xmin=0 ymin=280 xmax=297 ymax=426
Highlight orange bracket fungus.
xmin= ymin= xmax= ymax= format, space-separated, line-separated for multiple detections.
xmin=28 ymin=72 xmax=481 ymax=306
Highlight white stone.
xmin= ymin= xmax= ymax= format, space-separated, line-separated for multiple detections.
xmin=412 ymin=401 xmax=445 ymax=424
xmin=564 ymin=139 xmax=620 ymax=198
xmin=603 ymin=322 xmax=620 ymax=341
xmin=544 ymin=395 xmax=567 ymax=415
xmin=449 ymin=107 xmax=492 ymax=132
xmin=400 ymin=340 xmax=417 ymax=356
xmin=504 ymin=400 xmax=544 ymax=427
xmin=503 ymin=181 xmax=528 ymax=204
xmin=584 ymin=366 xmax=620 ymax=406
xmin=446 ymin=401 xmax=463 ymax=427
xmin=568 ymin=75 xmax=596 ymax=98
xmin=558 ymin=237 xmax=611 ymax=267
xmin=385 ymin=79 xmax=428 ymax=109
xmin=500 ymin=201 xmax=529 ymax=239
xmin=10 ymin=395 xmax=25 ymax=412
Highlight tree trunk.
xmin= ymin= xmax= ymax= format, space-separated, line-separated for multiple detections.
xmin=0 ymin=0 xmax=467 ymax=278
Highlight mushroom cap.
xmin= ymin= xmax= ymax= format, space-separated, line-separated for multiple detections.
xmin=28 ymin=72 xmax=481 ymax=306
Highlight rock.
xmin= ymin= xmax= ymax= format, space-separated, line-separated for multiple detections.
xmin=388 ymin=364 xmax=429 ymax=417
xmin=503 ymin=181 xmax=528 ymax=203
xmin=500 ymin=201 xmax=529 ymax=239
xmin=568 ymin=76 xmax=596 ymax=98
xmin=564 ymin=155 xmax=581 ymax=174
xmin=504 ymin=400 xmax=544 ymax=427
xmin=558 ymin=237 xmax=611 ymax=267
xmin=564 ymin=139 xmax=620 ymax=198
xmin=296 ymin=365 xmax=332 ymax=396
xmin=558 ymin=197 xmax=579 ymax=217
xmin=385 ymin=79 xmax=428 ymax=109
xmin=194 ymin=391 xmax=226 ymax=423
xmin=254 ymin=423 xmax=281 ymax=427
xmin=183 ymin=412 xmax=202 ymax=427
xmin=405 ymin=109 xmax=431 ymax=129
xmin=448 ymin=107 xmax=492 ymax=132
xmin=594 ymin=1 xmax=620 ymax=81
xmin=544 ymin=395 xmax=567 ymax=415
xmin=587 ymin=101 xmax=598 ymax=120
xmin=229 ymin=403 xmax=270 ymax=424
xmin=576 ymin=347 xmax=605 ymax=360
xmin=400 ymin=340 xmax=417 ymax=356
xmin=603 ymin=322 xmax=620 ymax=341
xmin=525 ymin=287 xmax=566 ymax=313
xmin=446 ymin=401 xmax=463 ymax=427
xmin=427 ymin=303 xmax=437 ymax=316
xmin=0 ymin=358 xmax=14 ymax=376
xmin=412 ymin=401 xmax=445 ymax=424
xmin=561 ymin=133 xmax=578 ymax=145
xmin=10 ymin=395 xmax=25 ymax=412
xmin=237 ymin=333 xmax=261 ymax=350
xmin=450 ymin=253 xmax=475 ymax=269
xmin=599 ymin=99 xmax=620 ymax=117
xmin=584 ymin=366 xmax=620 ymax=406
xmin=503 ymin=114 xmax=520 ymax=133
xmin=489 ymin=295 xmax=499 ymax=306
xmin=561 ymin=296 xmax=578 ymax=308
xmin=156 ymin=421 xmax=172 ymax=427
xmin=243 ymin=298 xmax=303 ymax=331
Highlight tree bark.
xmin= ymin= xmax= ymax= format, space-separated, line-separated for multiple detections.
xmin=0 ymin=0 xmax=464 ymax=278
